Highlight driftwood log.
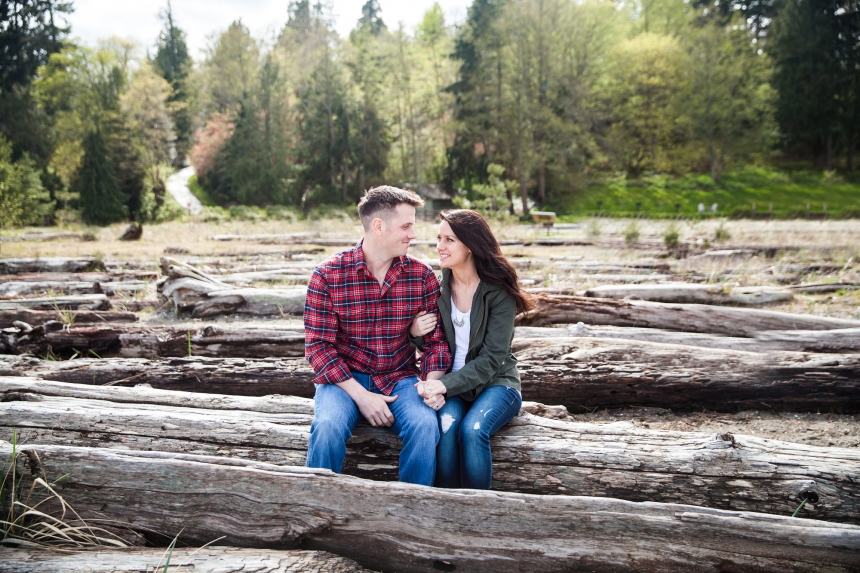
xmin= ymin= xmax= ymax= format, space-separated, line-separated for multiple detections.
xmin=0 ymin=272 xmax=113 ymax=283
xmin=3 ymin=331 xmax=859 ymax=412
xmin=159 ymin=257 xmax=305 ymax=318
xmin=0 ymin=294 xmax=110 ymax=311
xmin=0 ymin=321 xmax=304 ymax=359
xmin=1 ymin=548 xmax=372 ymax=573
xmin=755 ymin=328 xmax=860 ymax=353
xmin=517 ymin=294 xmax=860 ymax=335
xmin=2 ymin=377 xmax=857 ymax=522
xmin=0 ymin=309 xmax=137 ymax=329
xmin=4 ymin=444 xmax=859 ymax=573
xmin=0 ymin=257 xmax=105 ymax=274
xmin=585 ymin=283 xmax=794 ymax=305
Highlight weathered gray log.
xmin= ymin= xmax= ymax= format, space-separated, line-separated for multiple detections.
xmin=4 ymin=444 xmax=859 ymax=573
xmin=0 ymin=294 xmax=110 ymax=311
xmin=0 ymin=355 xmax=315 ymax=396
xmin=0 ymin=272 xmax=112 ymax=283
xmin=585 ymin=283 xmax=794 ymax=306
xmin=517 ymin=294 xmax=860 ymax=335
xmin=0 ymin=321 xmax=304 ymax=359
xmin=512 ymin=336 xmax=860 ymax=412
xmin=755 ymin=328 xmax=860 ymax=353
xmin=0 ymin=280 xmax=101 ymax=297
xmin=515 ymin=323 xmax=799 ymax=352
xmin=159 ymin=257 xmax=306 ymax=318
xmin=787 ymin=282 xmax=860 ymax=294
xmin=2 ymin=377 xmax=857 ymax=522
xmin=1 ymin=548 xmax=372 ymax=572
xmin=16 ymin=231 xmax=86 ymax=241
xmin=0 ymin=257 xmax=105 ymax=274
xmin=0 ymin=309 xmax=137 ymax=330
xmin=3 ymin=332 xmax=859 ymax=412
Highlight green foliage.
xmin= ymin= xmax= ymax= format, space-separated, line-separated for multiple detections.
xmin=714 ymin=221 xmax=731 ymax=242
xmin=557 ymin=167 xmax=860 ymax=219
xmin=0 ymin=135 xmax=54 ymax=229
xmin=200 ymin=20 xmax=260 ymax=115
xmin=454 ymin=163 xmax=515 ymax=217
xmin=187 ymin=174 xmax=216 ymax=206
xmin=624 ymin=220 xmax=641 ymax=245
xmin=153 ymin=2 xmax=194 ymax=165
xmin=74 ymin=129 xmax=128 ymax=226
xmin=663 ymin=222 xmax=681 ymax=249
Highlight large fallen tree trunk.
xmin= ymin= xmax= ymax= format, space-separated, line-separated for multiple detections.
xmin=158 ymin=257 xmax=305 ymax=318
xmin=4 ymin=444 xmax=858 ymax=573
xmin=756 ymin=328 xmax=860 ymax=353
xmin=2 ymin=377 xmax=857 ymax=523
xmin=3 ymin=332 xmax=859 ymax=412
xmin=517 ymin=293 xmax=860 ymax=335
xmin=0 ymin=309 xmax=137 ymax=329
xmin=585 ymin=283 xmax=794 ymax=305
xmin=2 ymin=548 xmax=372 ymax=573
xmin=512 ymin=337 xmax=860 ymax=412
xmin=0 ymin=280 xmax=102 ymax=296
xmin=0 ymin=257 xmax=105 ymax=274
xmin=0 ymin=321 xmax=304 ymax=358
xmin=0 ymin=294 xmax=110 ymax=311
xmin=0 ymin=272 xmax=113 ymax=283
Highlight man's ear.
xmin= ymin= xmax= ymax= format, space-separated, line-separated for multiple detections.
xmin=371 ymin=217 xmax=385 ymax=235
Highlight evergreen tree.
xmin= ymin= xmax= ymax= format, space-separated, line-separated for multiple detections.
xmin=104 ymin=112 xmax=146 ymax=221
xmin=0 ymin=0 xmax=72 ymax=162
xmin=768 ymin=0 xmax=843 ymax=168
xmin=356 ymin=0 xmax=386 ymax=36
xmin=75 ymin=128 xmax=127 ymax=225
xmin=153 ymin=1 xmax=193 ymax=166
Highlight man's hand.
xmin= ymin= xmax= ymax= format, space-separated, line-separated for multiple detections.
xmin=410 ymin=310 xmax=437 ymax=337
xmin=355 ymin=391 xmax=398 ymax=427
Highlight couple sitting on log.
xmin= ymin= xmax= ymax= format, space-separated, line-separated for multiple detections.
xmin=304 ymin=186 xmax=535 ymax=488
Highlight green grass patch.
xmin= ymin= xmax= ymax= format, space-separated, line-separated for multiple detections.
xmin=188 ymin=174 xmax=217 ymax=207
xmin=555 ymin=167 xmax=860 ymax=220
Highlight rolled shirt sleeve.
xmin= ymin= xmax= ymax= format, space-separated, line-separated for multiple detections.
xmin=419 ymin=270 xmax=453 ymax=378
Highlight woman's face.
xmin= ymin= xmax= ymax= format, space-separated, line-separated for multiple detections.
xmin=437 ymin=220 xmax=472 ymax=270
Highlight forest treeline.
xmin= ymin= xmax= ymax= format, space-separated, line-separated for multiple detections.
xmin=0 ymin=0 xmax=858 ymax=227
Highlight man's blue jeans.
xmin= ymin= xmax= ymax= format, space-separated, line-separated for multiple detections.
xmin=435 ymin=385 xmax=522 ymax=489
xmin=306 ymin=372 xmax=439 ymax=486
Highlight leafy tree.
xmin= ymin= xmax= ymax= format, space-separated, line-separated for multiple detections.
xmin=74 ymin=128 xmax=127 ymax=225
xmin=601 ymin=33 xmax=687 ymax=177
xmin=201 ymin=20 xmax=260 ymax=115
xmin=454 ymin=162 xmax=515 ymax=217
xmin=0 ymin=0 xmax=72 ymax=161
xmin=153 ymin=1 xmax=193 ymax=166
xmin=0 ymin=134 xmax=53 ymax=230
xmin=104 ymin=111 xmax=146 ymax=221
xmin=356 ymin=0 xmax=385 ymax=36
xmin=121 ymin=64 xmax=177 ymax=213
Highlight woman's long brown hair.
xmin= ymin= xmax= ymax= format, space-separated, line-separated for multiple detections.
xmin=439 ymin=209 xmax=536 ymax=314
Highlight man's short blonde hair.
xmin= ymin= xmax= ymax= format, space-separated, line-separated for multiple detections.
xmin=357 ymin=186 xmax=424 ymax=229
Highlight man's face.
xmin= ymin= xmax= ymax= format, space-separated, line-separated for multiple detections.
xmin=379 ymin=203 xmax=417 ymax=259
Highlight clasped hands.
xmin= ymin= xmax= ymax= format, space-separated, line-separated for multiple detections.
xmin=416 ymin=378 xmax=446 ymax=411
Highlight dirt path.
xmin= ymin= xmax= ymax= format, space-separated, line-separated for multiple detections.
xmin=166 ymin=166 xmax=202 ymax=214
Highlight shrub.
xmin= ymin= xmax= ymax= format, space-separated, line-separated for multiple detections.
xmin=714 ymin=221 xmax=731 ymax=242
xmin=663 ymin=222 xmax=680 ymax=249
xmin=624 ymin=220 xmax=641 ymax=245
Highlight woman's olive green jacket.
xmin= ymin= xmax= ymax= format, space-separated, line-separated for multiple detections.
xmin=411 ymin=268 xmax=520 ymax=401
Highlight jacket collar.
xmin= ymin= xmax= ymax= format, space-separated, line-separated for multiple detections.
xmin=438 ymin=268 xmax=500 ymax=310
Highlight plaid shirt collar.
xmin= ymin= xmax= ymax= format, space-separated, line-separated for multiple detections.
xmin=352 ymin=239 xmax=406 ymax=294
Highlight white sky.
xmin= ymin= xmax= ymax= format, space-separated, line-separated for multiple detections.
xmin=64 ymin=0 xmax=469 ymax=58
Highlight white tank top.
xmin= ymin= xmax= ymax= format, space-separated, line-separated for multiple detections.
xmin=450 ymin=295 xmax=470 ymax=372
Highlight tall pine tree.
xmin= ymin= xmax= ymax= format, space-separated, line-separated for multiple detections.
xmin=75 ymin=128 xmax=127 ymax=225
xmin=153 ymin=1 xmax=193 ymax=166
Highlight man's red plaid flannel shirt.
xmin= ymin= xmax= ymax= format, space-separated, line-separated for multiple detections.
xmin=304 ymin=241 xmax=453 ymax=395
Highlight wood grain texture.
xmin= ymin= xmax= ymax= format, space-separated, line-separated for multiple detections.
xmin=0 ymin=310 xmax=137 ymax=329
xmin=517 ymin=294 xmax=860 ymax=335
xmin=1 ymin=547 xmax=373 ymax=572
xmin=0 ymin=294 xmax=110 ymax=311
xmin=584 ymin=283 xmax=793 ymax=306
xmin=2 ymin=377 xmax=857 ymax=522
xmin=3 ymin=443 xmax=859 ymax=573
xmin=0 ymin=257 xmax=105 ymax=274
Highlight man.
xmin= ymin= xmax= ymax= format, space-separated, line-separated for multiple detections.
xmin=304 ymin=186 xmax=452 ymax=485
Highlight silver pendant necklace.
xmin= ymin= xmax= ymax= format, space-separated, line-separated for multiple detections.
xmin=452 ymin=288 xmax=466 ymax=327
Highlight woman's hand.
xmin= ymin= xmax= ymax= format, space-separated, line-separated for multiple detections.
xmin=416 ymin=379 xmax=447 ymax=411
xmin=410 ymin=310 xmax=437 ymax=337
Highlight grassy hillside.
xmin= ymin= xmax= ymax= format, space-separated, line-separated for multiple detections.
xmin=556 ymin=167 xmax=860 ymax=220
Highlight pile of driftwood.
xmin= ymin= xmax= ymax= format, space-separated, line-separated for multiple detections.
xmin=2 ymin=255 xmax=860 ymax=572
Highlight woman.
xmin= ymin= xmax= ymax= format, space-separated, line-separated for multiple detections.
xmin=411 ymin=209 xmax=535 ymax=489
